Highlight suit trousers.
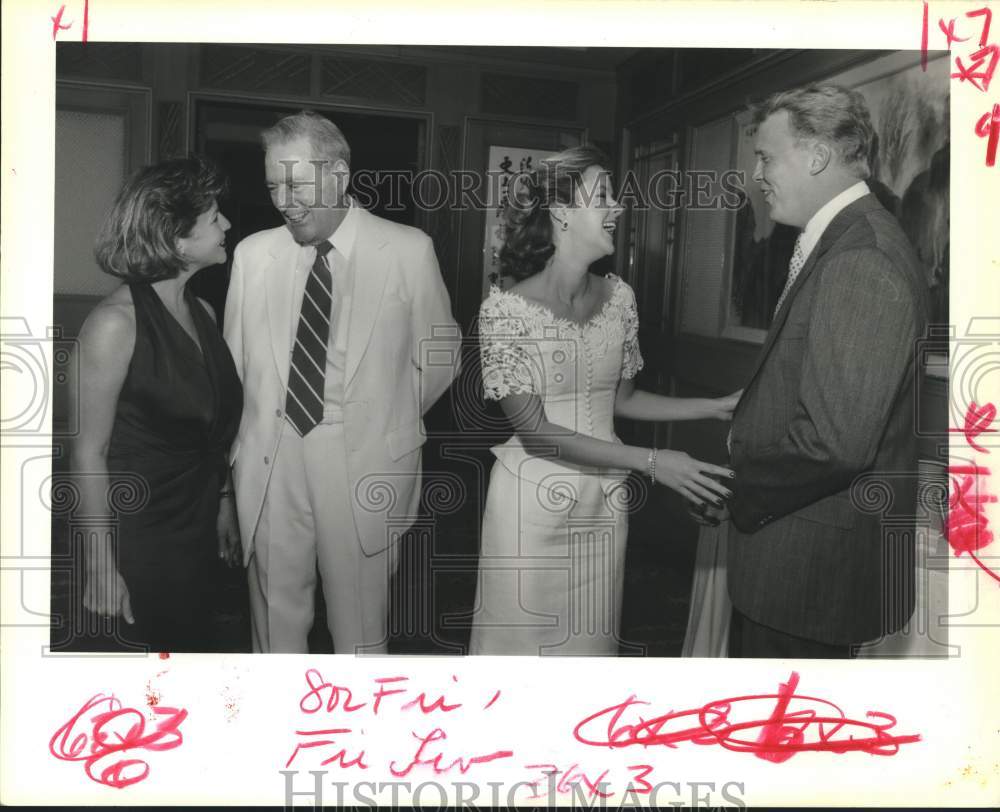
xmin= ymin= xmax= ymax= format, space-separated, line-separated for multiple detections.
xmin=728 ymin=609 xmax=854 ymax=659
xmin=247 ymin=420 xmax=391 ymax=654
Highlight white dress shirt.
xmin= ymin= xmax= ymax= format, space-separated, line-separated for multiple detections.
xmin=797 ymin=180 xmax=869 ymax=263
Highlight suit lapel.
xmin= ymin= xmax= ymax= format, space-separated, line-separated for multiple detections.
xmin=739 ymin=194 xmax=881 ymax=401
xmin=264 ymin=232 xmax=302 ymax=390
xmin=345 ymin=208 xmax=390 ymax=387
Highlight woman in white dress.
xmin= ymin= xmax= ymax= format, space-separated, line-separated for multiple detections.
xmin=471 ymin=145 xmax=739 ymax=656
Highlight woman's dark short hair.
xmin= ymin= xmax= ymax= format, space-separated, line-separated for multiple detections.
xmin=95 ymin=155 xmax=228 ymax=282
xmin=499 ymin=145 xmax=610 ymax=281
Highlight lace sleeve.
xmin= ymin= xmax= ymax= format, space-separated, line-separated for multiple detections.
xmin=621 ymin=281 xmax=644 ymax=380
xmin=479 ymin=293 xmax=537 ymax=400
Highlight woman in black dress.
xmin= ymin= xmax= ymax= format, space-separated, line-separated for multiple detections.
xmin=71 ymin=156 xmax=243 ymax=652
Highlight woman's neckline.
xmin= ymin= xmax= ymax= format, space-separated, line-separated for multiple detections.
xmin=491 ymin=274 xmax=622 ymax=329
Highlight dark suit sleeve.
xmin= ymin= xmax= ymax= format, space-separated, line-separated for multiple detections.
xmin=730 ymin=247 xmax=918 ymax=531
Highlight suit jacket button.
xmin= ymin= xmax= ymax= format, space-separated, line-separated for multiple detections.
xmin=275 ymin=409 xmax=282 ymax=418
xmin=264 ymin=456 xmax=270 ymax=465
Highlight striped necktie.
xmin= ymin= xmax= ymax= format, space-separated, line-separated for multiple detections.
xmin=773 ymin=234 xmax=805 ymax=317
xmin=285 ymin=240 xmax=334 ymax=436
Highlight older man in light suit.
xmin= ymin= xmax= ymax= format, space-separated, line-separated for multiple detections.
xmin=726 ymin=85 xmax=929 ymax=658
xmin=220 ymin=110 xmax=459 ymax=653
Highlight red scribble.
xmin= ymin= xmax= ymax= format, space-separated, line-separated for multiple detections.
xmin=949 ymin=400 xmax=999 ymax=448
xmin=285 ymin=727 xmax=368 ymax=770
xmin=82 ymin=0 xmax=89 ymax=42
xmin=963 ymin=401 xmax=997 ymax=453
xmin=967 ymin=5 xmax=993 ymax=46
xmin=946 ymin=465 xmax=1000 ymax=583
xmin=372 ymin=676 xmax=408 ymax=715
xmin=627 ymin=764 xmax=655 ymax=794
xmin=388 ymin=727 xmax=513 ymax=777
xmin=49 ymin=694 xmax=187 ymax=788
xmin=975 ymin=103 xmax=1000 ymax=167
xmin=483 ymin=689 xmax=501 ymax=710
xmin=158 ymin=652 xmax=170 ymax=660
xmin=939 ymin=15 xmax=971 ymax=47
xmin=401 ymin=691 xmax=462 ymax=714
xmin=952 ymin=43 xmax=1000 ymax=91
xmin=51 ymin=5 xmax=72 ymax=39
xmin=145 ymin=683 xmax=160 ymax=708
xmin=299 ymin=669 xmax=366 ymax=714
xmin=399 ymin=674 xmax=462 ymax=713
xmin=573 ymin=671 xmax=920 ymax=761
xmin=522 ymin=762 xmax=612 ymax=799
xmin=922 ymin=1 xmax=930 ymax=71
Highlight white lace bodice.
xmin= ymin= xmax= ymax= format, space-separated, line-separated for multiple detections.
xmin=478 ymin=273 xmax=643 ymax=490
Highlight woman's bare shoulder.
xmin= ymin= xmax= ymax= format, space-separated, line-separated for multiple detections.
xmin=79 ymin=287 xmax=136 ymax=353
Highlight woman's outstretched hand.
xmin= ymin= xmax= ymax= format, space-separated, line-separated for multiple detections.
xmin=715 ymin=389 xmax=743 ymax=421
xmin=653 ymin=449 xmax=734 ymax=506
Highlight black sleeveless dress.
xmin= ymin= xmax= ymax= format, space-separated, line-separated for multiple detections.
xmin=106 ymin=283 xmax=243 ymax=652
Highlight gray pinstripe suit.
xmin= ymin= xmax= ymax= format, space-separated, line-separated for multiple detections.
xmin=728 ymin=194 xmax=930 ymax=647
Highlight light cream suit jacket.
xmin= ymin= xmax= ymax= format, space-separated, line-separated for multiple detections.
xmin=223 ymin=207 xmax=460 ymax=564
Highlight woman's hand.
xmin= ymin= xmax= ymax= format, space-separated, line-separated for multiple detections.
xmin=686 ymin=498 xmax=731 ymax=527
xmin=83 ymin=566 xmax=134 ymax=623
xmin=715 ymin=389 xmax=743 ymax=421
xmin=654 ymin=449 xmax=734 ymax=506
xmin=216 ymin=497 xmax=242 ymax=567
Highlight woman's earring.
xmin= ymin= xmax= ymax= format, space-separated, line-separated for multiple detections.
xmin=553 ymin=216 xmax=568 ymax=232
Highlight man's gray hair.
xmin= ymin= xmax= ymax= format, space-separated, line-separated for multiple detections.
xmin=753 ymin=84 xmax=875 ymax=178
xmin=261 ymin=109 xmax=351 ymax=167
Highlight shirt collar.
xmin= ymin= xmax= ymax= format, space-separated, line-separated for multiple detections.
xmin=323 ymin=196 xmax=358 ymax=262
xmin=798 ymin=180 xmax=869 ymax=261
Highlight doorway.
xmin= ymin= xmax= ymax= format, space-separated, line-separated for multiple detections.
xmin=189 ymin=97 xmax=427 ymax=316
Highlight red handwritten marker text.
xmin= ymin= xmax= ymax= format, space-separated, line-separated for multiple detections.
xmin=573 ymin=671 xmax=920 ymax=762
xmin=49 ymin=693 xmax=187 ymax=788
xmin=923 ymin=2 xmax=1000 ymax=165
xmin=947 ymin=401 xmax=999 ymax=583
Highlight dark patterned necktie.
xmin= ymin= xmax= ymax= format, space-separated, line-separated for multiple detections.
xmin=285 ymin=240 xmax=333 ymax=436
xmin=773 ymin=234 xmax=805 ymax=317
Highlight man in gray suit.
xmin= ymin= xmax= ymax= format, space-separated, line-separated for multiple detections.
xmin=726 ymin=85 xmax=929 ymax=657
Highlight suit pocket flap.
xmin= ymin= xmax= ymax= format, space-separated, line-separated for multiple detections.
xmin=386 ymin=420 xmax=425 ymax=461
xmin=794 ymin=492 xmax=857 ymax=530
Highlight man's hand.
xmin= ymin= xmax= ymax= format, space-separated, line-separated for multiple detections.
xmin=686 ymin=498 xmax=731 ymax=527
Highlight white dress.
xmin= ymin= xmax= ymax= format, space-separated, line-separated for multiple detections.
xmin=681 ymin=521 xmax=732 ymax=657
xmin=471 ymin=274 xmax=643 ymax=656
